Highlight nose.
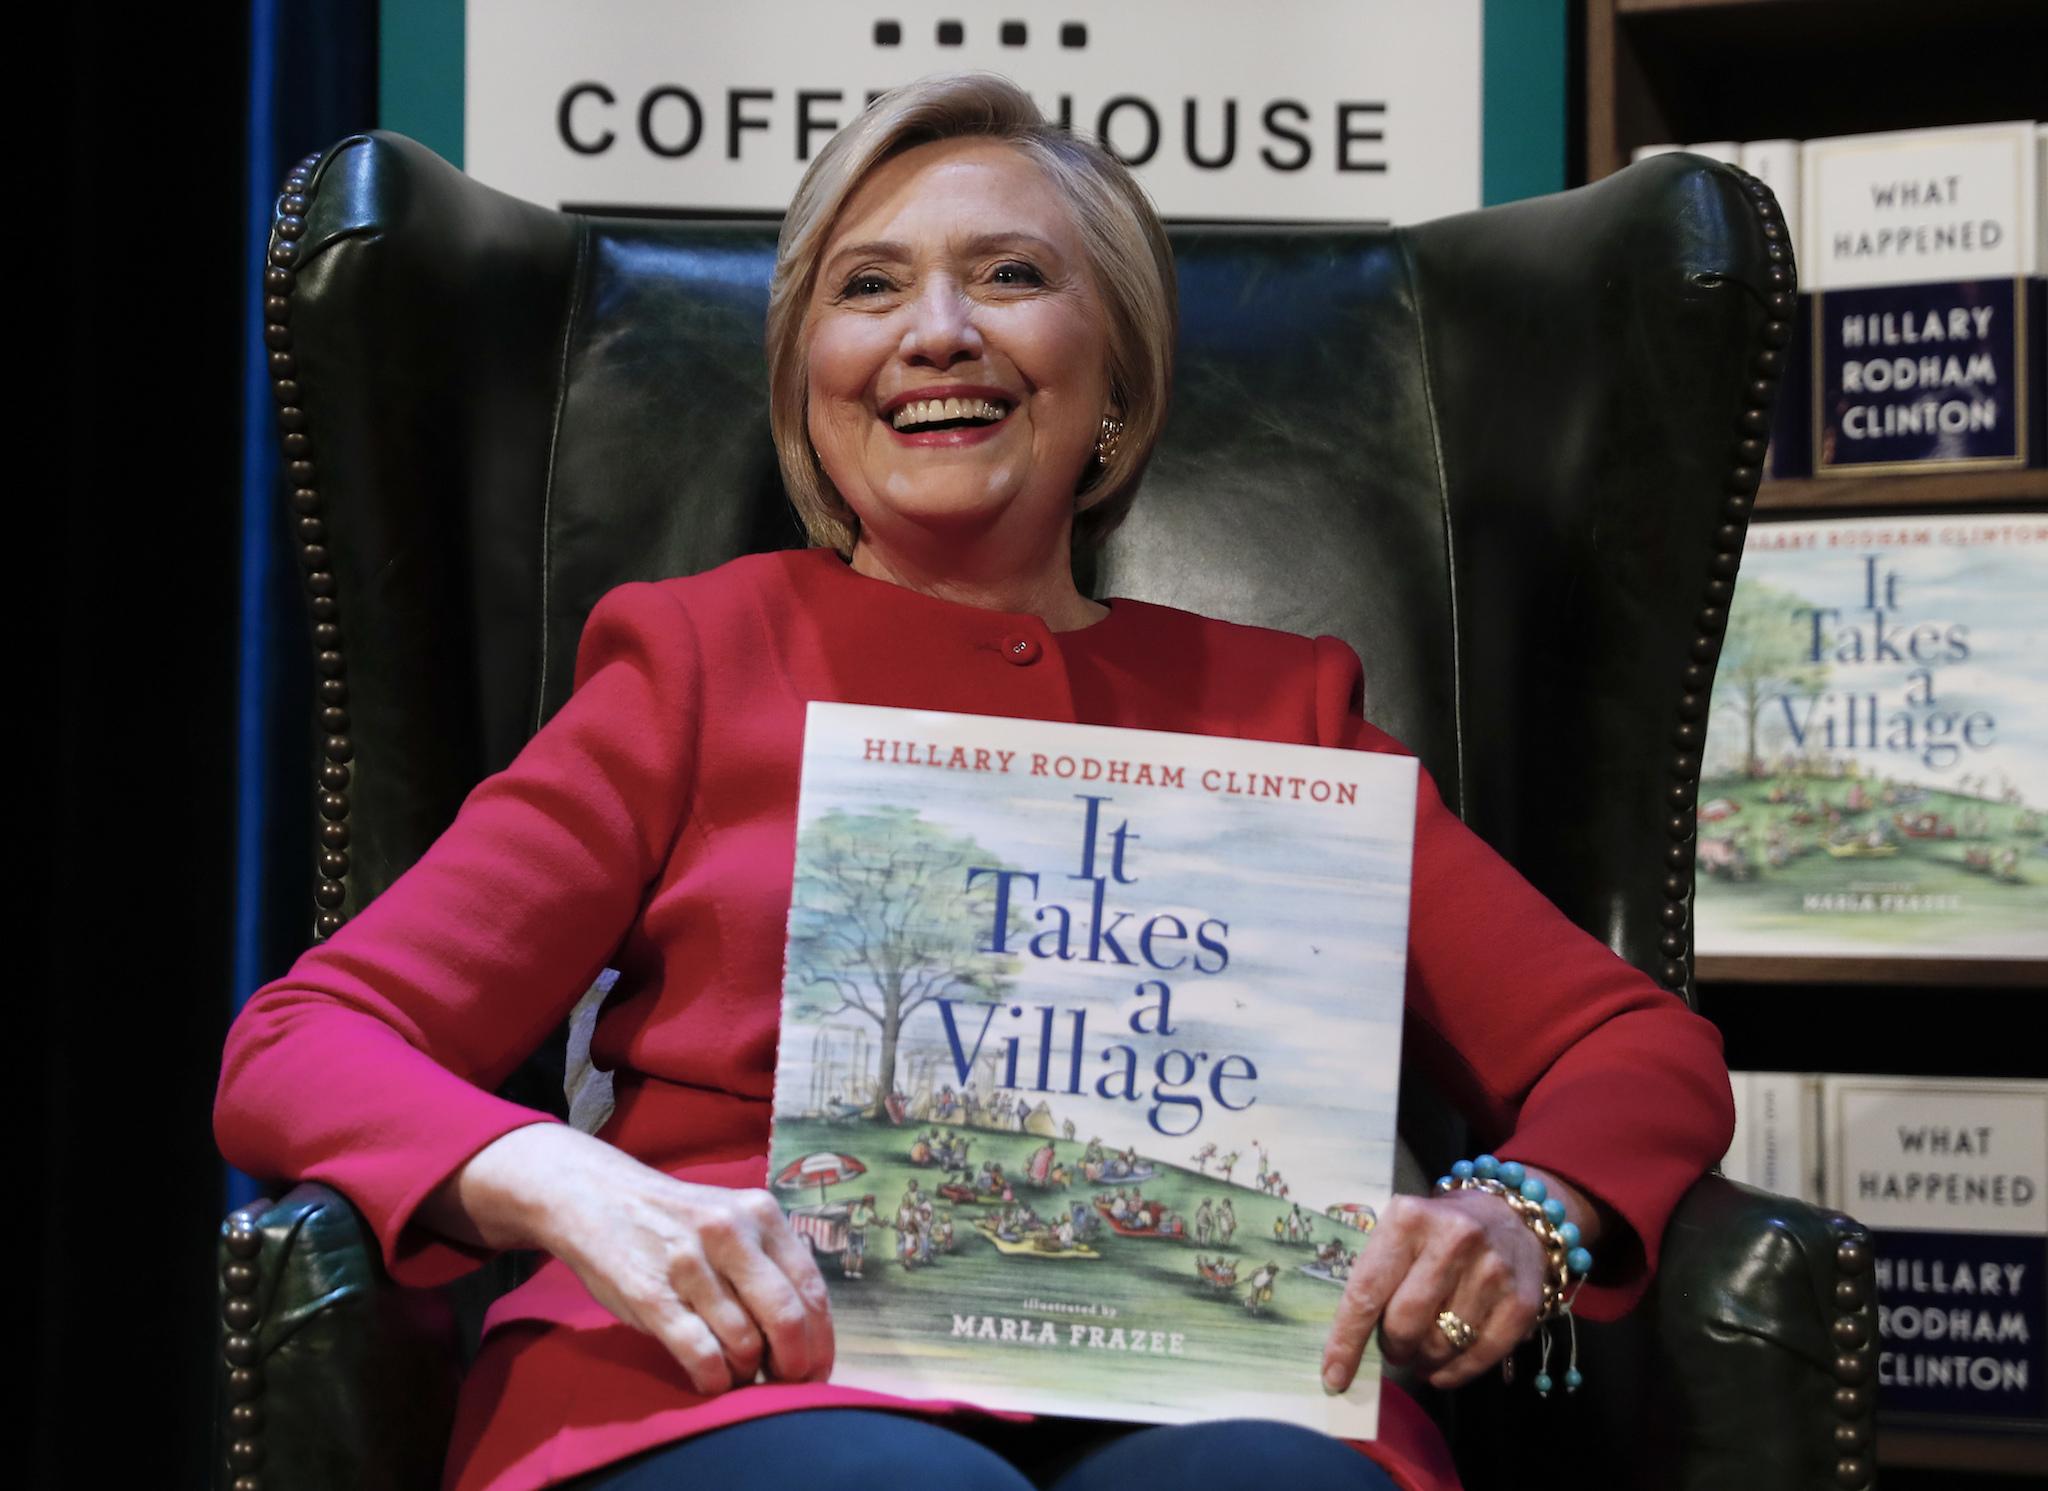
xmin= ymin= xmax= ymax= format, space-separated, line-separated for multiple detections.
xmin=899 ymin=278 xmax=983 ymax=369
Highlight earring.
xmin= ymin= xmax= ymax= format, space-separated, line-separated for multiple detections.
xmin=1094 ymin=414 xmax=1125 ymax=465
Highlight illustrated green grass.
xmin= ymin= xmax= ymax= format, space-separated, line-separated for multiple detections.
xmin=1695 ymin=774 xmax=2044 ymax=948
xmin=772 ymin=1116 xmax=1375 ymax=1413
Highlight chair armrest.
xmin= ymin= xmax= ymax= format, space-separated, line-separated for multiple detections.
xmin=1637 ymin=1175 xmax=1877 ymax=1491
xmin=1558 ymin=1175 xmax=1877 ymax=1491
xmin=217 ymin=1184 xmax=459 ymax=1491
xmin=1449 ymin=1175 xmax=1875 ymax=1491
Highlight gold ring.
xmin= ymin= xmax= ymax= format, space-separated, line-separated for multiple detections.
xmin=1436 ymin=1309 xmax=1477 ymax=1352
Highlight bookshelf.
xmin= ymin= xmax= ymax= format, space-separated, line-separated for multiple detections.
xmin=1588 ymin=0 xmax=2046 ymax=185
xmin=1584 ymin=3 xmax=2047 ymax=1481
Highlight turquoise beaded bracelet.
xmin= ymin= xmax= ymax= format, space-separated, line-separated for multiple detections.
xmin=1434 ymin=1154 xmax=1591 ymax=1395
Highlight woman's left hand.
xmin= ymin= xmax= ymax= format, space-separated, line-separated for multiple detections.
xmin=1320 ymin=1167 xmax=1590 ymax=1394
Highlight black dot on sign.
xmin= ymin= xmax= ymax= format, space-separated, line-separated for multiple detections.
xmin=1060 ymin=22 xmax=1087 ymax=48
xmin=1001 ymin=21 xmax=1026 ymax=45
xmin=938 ymin=20 xmax=964 ymax=45
xmin=874 ymin=20 xmax=900 ymax=45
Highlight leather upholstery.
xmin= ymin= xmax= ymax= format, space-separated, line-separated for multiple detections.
xmin=221 ymin=133 xmax=1876 ymax=1491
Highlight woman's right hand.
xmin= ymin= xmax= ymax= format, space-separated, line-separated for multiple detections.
xmin=419 ymin=1123 xmax=835 ymax=1395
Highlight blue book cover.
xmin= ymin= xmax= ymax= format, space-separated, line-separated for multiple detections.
xmin=768 ymin=703 xmax=1418 ymax=1435
xmin=2030 ymin=276 xmax=2045 ymax=469
xmin=1814 ymin=278 xmax=2028 ymax=472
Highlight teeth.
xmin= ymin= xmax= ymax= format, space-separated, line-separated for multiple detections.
xmin=891 ymin=397 xmax=1010 ymax=430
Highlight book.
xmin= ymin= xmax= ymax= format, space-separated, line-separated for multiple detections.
xmin=1740 ymin=139 xmax=1802 ymax=226
xmin=1822 ymin=1074 xmax=2047 ymax=1429
xmin=1722 ymin=1071 xmax=1822 ymax=1203
xmin=767 ymin=703 xmax=1419 ymax=1435
xmin=1802 ymin=121 xmax=2038 ymax=474
xmin=1694 ymin=513 xmax=2048 ymax=960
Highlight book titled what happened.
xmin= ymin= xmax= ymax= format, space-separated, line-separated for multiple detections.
xmin=1803 ymin=121 xmax=2038 ymax=474
xmin=768 ymin=704 xmax=1418 ymax=1436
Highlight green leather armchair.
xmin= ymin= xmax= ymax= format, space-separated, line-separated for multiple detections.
xmin=217 ymin=133 xmax=1878 ymax=1491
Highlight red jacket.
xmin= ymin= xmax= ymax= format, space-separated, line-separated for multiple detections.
xmin=217 ymin=546 xmax=1734 ymax=1491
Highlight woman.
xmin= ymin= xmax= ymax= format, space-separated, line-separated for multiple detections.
xmin=216 ymin=74 xmax=1733 ymax=1491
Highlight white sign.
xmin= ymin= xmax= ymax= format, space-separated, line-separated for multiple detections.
xmin=465 ymin=0 xmax=1483 ymax=222
xmin=1826 ymin=1076 xmax=2048 ymax=1236
xmin=1802 ymin=121 xmax=2037 ymax=291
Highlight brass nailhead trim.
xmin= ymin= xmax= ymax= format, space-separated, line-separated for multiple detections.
xmin=220 ymin=1201 xmax=274 ymax=1491
xmin=1825 ymin=1210 xmax=1877 ymax=1489
xmin=263 ymin=150 xmax=353 ymax=942
xmin=1659 ymin=167 xmax=1798 ymax=997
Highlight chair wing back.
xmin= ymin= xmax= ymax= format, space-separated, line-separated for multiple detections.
xmin=277 ymin=131 xmax=1787 ymax=1009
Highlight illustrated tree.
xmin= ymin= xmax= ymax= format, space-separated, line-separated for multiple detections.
xmin=1711 ymin=581 xmax=1832 ymax=777
xmin=784 ymin=807 xmax=1027 ymax=1123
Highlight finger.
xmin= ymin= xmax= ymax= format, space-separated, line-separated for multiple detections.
xmin=1322 ymin=1201 xmax=1422 ymax=1392
xmin=756 ymin=1202 xmax=837 ymax=1382
xmin=1426 ymin=1255 xmax=1538 ymax=1391
xmin=668 ymin=1241 xmax=766 ymax=1383
xmin=1378 ymin=1207 xmax=1485 ymax=1371
xmin=719 ymin=1225 xmax=817 ymax=1383
xmin=647 ymin=1301 xmax=735 ymax=1396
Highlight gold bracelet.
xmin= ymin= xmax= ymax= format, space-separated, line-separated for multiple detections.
xmin=1435 ymin=1155 xmax=1593 ymax=1395
xmin=1434 ymin=1173 xmax=1575 ymax=1320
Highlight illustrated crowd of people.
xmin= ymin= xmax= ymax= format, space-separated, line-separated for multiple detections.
xmin=930 ymin=1083 xmax=1058 ymax=1134
xmin=1272 ymin=1204 xmax=1316 ymax=1244
xmin=839 ymin=1120 xmax=1354 ymax=1321
xmin=1192 ymin=1196 xmax=1239 ymax=1246
xmin=888 ymin=1180 xmax=955 ymax=1271
xmin=1098 ymin=1187 xmax=1184 ymax=1237
xmin=907 ymin=1128 xmax=971 ymax=1171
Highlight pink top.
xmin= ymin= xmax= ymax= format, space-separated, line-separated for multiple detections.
xmin=217 ymin=546 xmax=1735 ymax=1491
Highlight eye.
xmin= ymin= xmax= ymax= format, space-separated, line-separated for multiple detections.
xmin=838 ymin=270 xmax=896 ymax=299
xmin=989 ymin=260 xmax=1045 ymax=288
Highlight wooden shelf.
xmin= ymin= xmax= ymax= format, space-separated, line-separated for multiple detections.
xmin=1755 ymin=471 xmax=2048 ymax=512
xmin=1616 ymin=0 xmax=1797 ymax=13
xmin=1698 ymin=954 xmax=2046 ymax=988
xmin=1879 ymin=1429 xmax=2048 ymax=1476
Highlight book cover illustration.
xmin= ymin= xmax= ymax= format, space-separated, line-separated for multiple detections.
xmin=769 ymin=703 xmax=1419 ymax=1436
xmin=1695 ymin=515 xmax=2048 ymax=959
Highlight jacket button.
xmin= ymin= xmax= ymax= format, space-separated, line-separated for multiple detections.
xmin=1002 ymin=634 xmax=1042 ymax=666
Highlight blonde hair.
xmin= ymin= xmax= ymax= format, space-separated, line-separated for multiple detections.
xmin=765 ymin=73 xmax=1177 ymax=553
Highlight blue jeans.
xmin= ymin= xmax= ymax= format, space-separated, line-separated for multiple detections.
xmin=572 ymin=1409 xmax=1400 ymax=1490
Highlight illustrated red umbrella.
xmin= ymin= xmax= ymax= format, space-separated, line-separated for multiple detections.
xmin=773 ymin=1151 xmax=868 ymax=1205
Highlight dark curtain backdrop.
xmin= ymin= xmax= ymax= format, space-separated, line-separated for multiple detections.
xmin=37 ymin=4 xmax=374 ymax=1488
xmin=227 ymin=0 xmax=380 ymax=1211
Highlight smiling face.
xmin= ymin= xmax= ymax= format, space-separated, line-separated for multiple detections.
xmin=803 ymin=138 xmax=1114 ymax=562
